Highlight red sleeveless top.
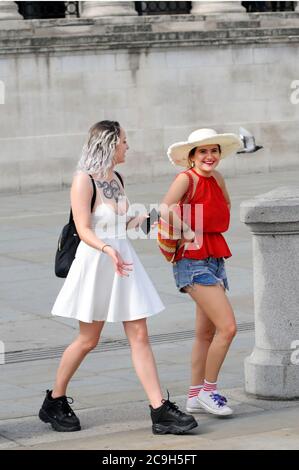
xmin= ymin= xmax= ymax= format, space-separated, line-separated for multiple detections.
xmin=174 ymin=168 xmax=232 ymax=262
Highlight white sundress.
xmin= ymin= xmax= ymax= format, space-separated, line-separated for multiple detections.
xmin=51 ymin=178 xmax=165 ymax=323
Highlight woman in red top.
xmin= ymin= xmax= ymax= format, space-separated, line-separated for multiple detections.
xmin=160 ymin=128 xmax=242 ymax=417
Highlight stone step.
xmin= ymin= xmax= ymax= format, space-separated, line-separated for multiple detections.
xmin=4 ymin=25 xmax=299 ymax=38
xmin=216 ymin=20 xmax=261 ymax=29
xmin=2 ymin=22 xmax=299 ymax=53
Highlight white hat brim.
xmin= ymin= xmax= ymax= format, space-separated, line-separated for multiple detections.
xmin=167 ymin=133 xmax=243 ymax=167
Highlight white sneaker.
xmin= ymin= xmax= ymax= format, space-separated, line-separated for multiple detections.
xmin=197 ymin=391 xmax=233 ymax=416
xmin=186 ymin=398 xmax=205 ymax=414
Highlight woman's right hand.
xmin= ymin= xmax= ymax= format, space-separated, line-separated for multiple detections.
xmin=103 ymin=246 xmax=133 ymax=277
xmin=177 ymin=230 xmax=195 ymax=250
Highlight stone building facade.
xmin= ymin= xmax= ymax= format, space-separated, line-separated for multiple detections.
xmin=1 ymin=1 xmax=299 ymax=192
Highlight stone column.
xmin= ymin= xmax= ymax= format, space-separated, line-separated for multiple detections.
xmin=81 ymin=1 xmax=137 ymax=17
xmin=0 ymin=1 xmax=22 ymax=19
xmin=296 ymin=2 xmax=299 ymax=12
xmin=240 ymin=187 xmax=299 ymax=399
xmin=191 ymin=1 xmax=246 ymax=14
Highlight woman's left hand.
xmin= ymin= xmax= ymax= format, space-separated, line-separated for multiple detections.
xmin=127 ymin=214 xmax=151 ymax=228
xmin=136 ymin=214 xmax=149 ymax=227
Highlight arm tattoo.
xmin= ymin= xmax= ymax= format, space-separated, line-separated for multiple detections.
xmin=95 ymin=178 xmax=122 ymax=203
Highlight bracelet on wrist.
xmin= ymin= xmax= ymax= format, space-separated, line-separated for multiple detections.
xmin=101 ymin=244 xmax=111 ymax=253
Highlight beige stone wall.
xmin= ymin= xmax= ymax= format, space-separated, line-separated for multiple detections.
xmin=1 ymin=17 xmax=299 ymax=192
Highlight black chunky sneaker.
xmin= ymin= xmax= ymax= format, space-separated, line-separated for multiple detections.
xmin=38 ymin=390 xmax=81 ymax=432
xmin=150 ymin=393 xmax=198 ymax=435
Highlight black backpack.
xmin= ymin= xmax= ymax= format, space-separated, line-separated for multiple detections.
xmin=54 ymin=171 xmax=124 ymax=278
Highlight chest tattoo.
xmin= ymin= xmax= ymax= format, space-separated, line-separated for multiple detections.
xmin=95 ymin=178 xmax=122 ymax=203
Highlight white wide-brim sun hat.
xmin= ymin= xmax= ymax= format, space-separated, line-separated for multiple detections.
xmin=167 ymin=128 xmax=243 ymax=167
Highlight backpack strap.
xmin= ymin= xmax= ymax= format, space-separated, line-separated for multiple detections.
xmin=89 ymin=175 xmax=96 ymax=210
xmin=69 ymin=174 xmax=96 ymax=224
xmin=114 ymin=170 xmax=124 ymax=188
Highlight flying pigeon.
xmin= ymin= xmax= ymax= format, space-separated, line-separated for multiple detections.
xmin=237 ymin=127 xmax=263 ymax=154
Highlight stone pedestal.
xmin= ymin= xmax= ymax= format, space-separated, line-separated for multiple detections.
xmin=240 ymin=187 xmax=299 ymax=399
xmin=192 ymin=1 xmax=246 ymax=14
xmin=0 ymin=1 xmax=22 ymax=19
xmin=81 ymin=1 xmax=137 ymax=17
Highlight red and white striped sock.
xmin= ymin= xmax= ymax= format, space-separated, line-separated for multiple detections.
xmin=202 ymin=379 xmax=218 ymax=394
xmin=188 ymin=384 xmax=203 ymax=403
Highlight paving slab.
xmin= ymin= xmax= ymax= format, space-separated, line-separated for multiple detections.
xmin=0 ymin=168 xmax=299 ymax=449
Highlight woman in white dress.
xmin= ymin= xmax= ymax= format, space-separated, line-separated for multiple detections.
xmin=39 ymin=120 xmax=197 ymax=435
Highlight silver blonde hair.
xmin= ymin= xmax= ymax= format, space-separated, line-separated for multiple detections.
xmin=77 ymin=120 xmax=121 ymax=178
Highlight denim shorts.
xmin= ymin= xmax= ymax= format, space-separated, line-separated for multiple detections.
xmin=173 ymin=257 xmax=229 ymax=293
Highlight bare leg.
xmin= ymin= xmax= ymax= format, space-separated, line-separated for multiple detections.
xmin=52 ymin=320 xmax=105 ymax=398
xmin=191 ymin=302 xmax=216 ymax=386
xmin=186 ymin=284 xmax=237 ymax=383
xmin=123 ymin=318 xmax=163 ymax=408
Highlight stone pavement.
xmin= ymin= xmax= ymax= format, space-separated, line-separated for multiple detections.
xmin=0 ymin=167 xmax=299 ymax=450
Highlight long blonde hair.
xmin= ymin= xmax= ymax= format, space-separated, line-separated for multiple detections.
xmin=77 ymin=120 xmax=121 ymax=178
